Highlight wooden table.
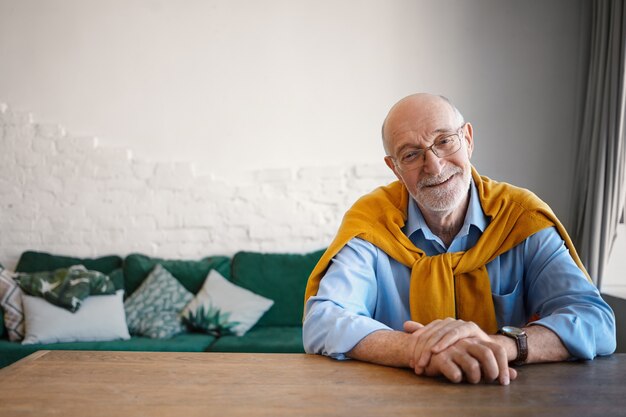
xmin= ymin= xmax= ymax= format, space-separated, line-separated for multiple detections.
xmin=0 ymin=351 xmax=625 ymax=417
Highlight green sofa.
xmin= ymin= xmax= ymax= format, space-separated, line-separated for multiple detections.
xmin=0 ymin=249 xmax=324 ymax=368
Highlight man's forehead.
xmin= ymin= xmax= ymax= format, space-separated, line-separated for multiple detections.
xmin=391 ymin=124 xmax=453 ymax=139
xmin=387 ymin=113 xmax=457 ymax=142
xmin=385 ymin=97 xmax=456 ymax=135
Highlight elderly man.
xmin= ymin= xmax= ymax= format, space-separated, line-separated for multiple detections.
xmin=302 ymin=93 xmax=616 ymax=385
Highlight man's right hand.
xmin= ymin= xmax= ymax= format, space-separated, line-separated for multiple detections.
xmin=404 ymin=319 xmax=517 ymax=385
xmin=420 ymin=337 xmax=518 ymax=384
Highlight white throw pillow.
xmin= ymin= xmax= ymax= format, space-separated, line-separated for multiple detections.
xmin=182 ymin=269 xmax=273 ymax=337
xmin=22 ymin=290 xmax=130 ymax=345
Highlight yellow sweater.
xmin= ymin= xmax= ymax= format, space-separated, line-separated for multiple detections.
xmin=304 ymin=166 xmax=589 ymax=333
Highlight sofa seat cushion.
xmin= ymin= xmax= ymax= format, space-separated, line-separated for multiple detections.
xmin=230 ymin=250 xmax=325 ymax=327
xmin=15 ymin=251 xmax=122 ymax=275
xmin=206 ymin=326 xmax=304 ymax=353
xmin=123 ymin=254 xmax=231 ymax=296
xmin=0 ymin=333 xmax=217 ymax=369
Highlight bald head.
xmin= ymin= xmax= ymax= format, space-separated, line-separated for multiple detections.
xmin=382 ymin=93 xmax=464 ymax=155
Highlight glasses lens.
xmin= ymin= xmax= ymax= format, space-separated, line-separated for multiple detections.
xmin=434 ymin=135 xmax=460 ymax=157
xmin=395 ymin=127 xmax=463 ymax=171
xmin=397 ymin=149 xmax=423 ymax=171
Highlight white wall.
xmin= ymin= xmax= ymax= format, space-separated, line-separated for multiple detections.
xmin=0 ymin=1 xmax=593 ymax=268
xmin=0 ymin=105 xmax=395 ymax=269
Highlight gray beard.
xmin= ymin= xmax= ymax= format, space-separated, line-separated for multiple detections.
xmin=413 ymin=164 xmax=471 ymax=212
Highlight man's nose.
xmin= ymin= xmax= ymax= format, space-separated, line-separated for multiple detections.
xmin=421 ymin=148 xmax=444 ymax=175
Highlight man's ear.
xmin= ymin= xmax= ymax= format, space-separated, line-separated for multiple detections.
xmin=464 ymin=122 xmax=474 ymax=158
xmin=384 ymin=156 xmax=403 ymax=182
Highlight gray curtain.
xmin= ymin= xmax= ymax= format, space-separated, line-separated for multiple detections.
xmin=572 ymin=0 xmax=626 ymax=289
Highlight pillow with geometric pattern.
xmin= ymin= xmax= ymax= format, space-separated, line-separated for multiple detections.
xmin=0 ymin=267 xmax=25 ymax=342
xmin=123 ymin=264 xmax=194 ymax=339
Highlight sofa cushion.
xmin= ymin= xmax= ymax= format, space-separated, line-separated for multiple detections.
xmin=123 ymin=254 xmax=231 ymax=296
xmin=124 ymin=264 xmax=194 ymax=339
xmin=21 ymin=290 xmax=130 ymax=345
xmin=182 ymin=269 xmax=273 ymax=337
xmin=108 ymin=268 xmax=125 ymax=290
xmin=230 ymin=249 xmax=325 ymax=326
xmin=206 ymin=326 xmax=304 ymax=353
xmin=15 ymin=251 xmax=122 ymax=275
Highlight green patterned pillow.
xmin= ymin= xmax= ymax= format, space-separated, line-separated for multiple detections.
xmin=15 ymin=265 xmax=116 ymax=312
xmin=123 ymin=264 xmax=194 ymax=339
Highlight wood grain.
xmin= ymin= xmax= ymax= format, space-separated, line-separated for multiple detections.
xmin=0 ymin=351 xmax=624 ymax=417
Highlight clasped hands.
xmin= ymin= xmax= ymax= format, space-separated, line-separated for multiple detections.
xmin=404 ymin=318 xmax=518 ymax=385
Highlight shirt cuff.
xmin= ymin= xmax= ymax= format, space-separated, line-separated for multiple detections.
xmin=530 ymin=309 xmax=615 ymax=360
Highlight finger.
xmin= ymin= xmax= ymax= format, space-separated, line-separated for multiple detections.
xmin=431 ymin=321 xmax=486 ymax=353
xmin=433 ymin=356 xmax=464 ymax=383
xmin=465 ymin=340 xmax=511 ymax=385
xmin=453 ymin=347 xmax=484 ymax=384
xmin=416 ymin=319 xmax=466 ymax=368
xmin=412 ymin=319 xmax=447 ymax=371
xmin=465 ymin=342 xmax=500 ymax=383
xmin=404 ymin=321 xmax=425 ymax=369
xmin=489 ymin=341 xmax=511 ymax=385
xmin=509 ymin=367 xmax=518 ymax=380
xmin=403 ymin=321 xmax=424 ymax=333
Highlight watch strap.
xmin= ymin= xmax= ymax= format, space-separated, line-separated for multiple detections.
xmin=513 ymin=332 xmax=528 ymax=366
xmin=499 ymin=327 xmax=528 ymax=366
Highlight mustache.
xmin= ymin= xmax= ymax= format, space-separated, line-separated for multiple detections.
xmin=418 ymin=166 xmax=463 ymax=187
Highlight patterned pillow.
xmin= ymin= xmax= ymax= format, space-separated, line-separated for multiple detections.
xmin=124 ymin=264 xmax=194 ymax=339
xmin=0 ymin=267 xmax=25 ymax=341
xmin=15 ymin=265 xmax=116 ymax=312
xmin=182 ymin=269 xmax=274 ymax=337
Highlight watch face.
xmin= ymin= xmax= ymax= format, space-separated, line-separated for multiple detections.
xmin=502 ymin=326 xmax=525 ymax=336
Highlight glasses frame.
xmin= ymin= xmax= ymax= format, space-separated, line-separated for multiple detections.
xmin=389 ymin=123 xmax=467 ymax=172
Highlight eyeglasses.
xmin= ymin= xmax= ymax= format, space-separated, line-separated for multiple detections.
xmin=389 ymin=124 xmax=466 ymax=172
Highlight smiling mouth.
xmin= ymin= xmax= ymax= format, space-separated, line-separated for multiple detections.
xmin=425 ymin=173 xmax=456 ymax=188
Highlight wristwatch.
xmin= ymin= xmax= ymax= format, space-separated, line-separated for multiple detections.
xmin=499 ymin=326 xmax=528 ymax=366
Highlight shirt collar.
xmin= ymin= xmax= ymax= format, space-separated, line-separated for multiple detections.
xmin=404 ymin=179 xmax=488 ymax=241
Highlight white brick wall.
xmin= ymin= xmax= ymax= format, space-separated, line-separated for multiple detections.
xmin=0 ymin=102 xmax=396 ymax=270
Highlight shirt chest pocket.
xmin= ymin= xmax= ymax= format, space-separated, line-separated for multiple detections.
xmin=487 ymin=257 xmax=527 ymax=327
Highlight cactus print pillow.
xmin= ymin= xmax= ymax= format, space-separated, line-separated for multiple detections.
xmin=182 ymin=269 xmax=273 ymax=337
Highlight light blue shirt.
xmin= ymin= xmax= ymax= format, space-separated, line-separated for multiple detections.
xmin=303 ymin=181 xmax=616 ymax=360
